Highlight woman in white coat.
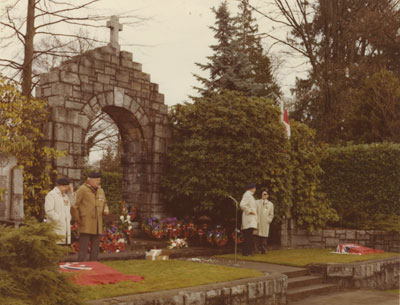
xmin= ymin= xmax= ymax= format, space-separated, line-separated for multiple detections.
xmin=254 ymin=190 xmax=274 ymax=254
xmin=45 ymin=177 xmax=75 ymax=244
xmin=240 ymin=182 xmax=258 ymax=256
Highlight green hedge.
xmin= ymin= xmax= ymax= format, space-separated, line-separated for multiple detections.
xmin=100 ymin=171 xmax=123 ymax=215
xmin=320 ymin=143 xmax=400 ymax=229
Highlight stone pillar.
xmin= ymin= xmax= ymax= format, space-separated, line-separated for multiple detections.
xmin=0 ymin=155 xmax=24 ymax=226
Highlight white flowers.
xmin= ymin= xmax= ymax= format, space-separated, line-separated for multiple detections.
xmin=167 ymin=238 xmax=188 ymax=249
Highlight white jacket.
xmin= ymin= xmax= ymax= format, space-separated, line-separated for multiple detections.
xmin=254 ymin=199 xmax=274 ymax=237
xmin=240 ymin=190 xmax=258 ymax=229
xmin=45 ymin=187 xmax=74 ymax=244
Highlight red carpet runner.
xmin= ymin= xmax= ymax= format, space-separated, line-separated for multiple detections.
xmin=60 ymin=262 xmax=144 ymax=286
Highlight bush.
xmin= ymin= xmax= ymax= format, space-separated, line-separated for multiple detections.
xmin=289 ymin=121 xmax=338 ymax=231
xmin=162 ymin=90 xmax=292 ymax=222
xmin=321 ymin=143 xmax=400 ymax=229
xmin=95 ymin=171 xmax=122 ymax=215
xmin=0 ymin=220 xmax=83 ymax=305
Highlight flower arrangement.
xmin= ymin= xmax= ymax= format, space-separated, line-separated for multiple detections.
xmin=100 ymin=225 xmax=125 ymax=253
xmin=117 ymin=201 xmax=136 ymax=243
xmin=167 ymin=238 xmax=188 ymax=249
xmin=142 ymin=217 xmax=165 ymax=239
xmin=231 ymin=229 xmax=244 ymax=244
xmin=70 ymin=223 xmax=126 ymax=253
xmin=206 ymin=225 xmax=228 ymax=247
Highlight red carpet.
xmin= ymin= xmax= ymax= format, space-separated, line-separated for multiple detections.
xmin=60 ymin=262 xmax=144 ymax=286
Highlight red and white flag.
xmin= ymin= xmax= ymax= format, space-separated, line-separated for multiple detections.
xmin=280 ymin=101 xmax=291 ymax=138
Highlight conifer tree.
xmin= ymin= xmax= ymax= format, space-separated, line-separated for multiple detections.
xmin=194 ymin=1 xmax=237 ymax=96
xmin=194 ymin=0 xmax=280 ymax=98
xmin=234 ymin=0 xmax=281 ymax=98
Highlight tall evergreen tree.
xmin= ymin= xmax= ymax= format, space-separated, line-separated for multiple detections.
xmin=194 ymin=0 xmax=280 ymax=98
xmin=234 ymin=0 xmax=281 ymax=98
xmin=194 ymin=1 xmax=237 ymax=96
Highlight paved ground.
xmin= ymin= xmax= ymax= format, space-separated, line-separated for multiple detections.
xmin=290 ymin=290 xmax=400 ymax=305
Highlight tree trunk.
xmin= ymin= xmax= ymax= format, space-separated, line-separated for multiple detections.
xmin=22 ymin=0 xmax=35 ymax=99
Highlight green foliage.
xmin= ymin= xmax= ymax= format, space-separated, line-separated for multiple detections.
xmin=100 ymin=144 xmax=122 ymax=173
xmin=100 ymin=171 xmax=123 ymax=215
xmin=344 ymin=69 xmax=400 ymax=143
xmin=0 ymin=220 xmax=83 ymax=305
xmin=289 ymin=121 xmax=338 ymax=231
xmin=320 ymin=143 xmax=400 ymax=229
xmin=0 ymin=76 xmax=63 ymax=219
xmin=162 ymin=90 xmax=292 ymax=222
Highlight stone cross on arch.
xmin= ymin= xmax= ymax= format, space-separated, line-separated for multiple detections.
xmin=107 ymin=15 xmax=123 ymax=49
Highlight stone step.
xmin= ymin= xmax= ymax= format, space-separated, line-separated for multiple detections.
xmin=288 ymin=275 xmax=323 ymax=289
xmin=287 ymin=283 xmax=339 ymax=302
xmin=283 ymin=268 xmax=309 ymax=278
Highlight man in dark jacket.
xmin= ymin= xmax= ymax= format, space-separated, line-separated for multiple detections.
xmin=71 ymin=172 xmax=109 ymax=261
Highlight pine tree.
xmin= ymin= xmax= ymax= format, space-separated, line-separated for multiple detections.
xmin=194 ymin=1 xmax=237 ymax=96
xmin=194 ymin=0 xmax=280 ymax=99
xmin=234 ymin=0 xmax=281 ymax=98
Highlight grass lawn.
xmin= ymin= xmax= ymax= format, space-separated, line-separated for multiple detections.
xmin=384 ymin=289 xmax=400 ymax=294
xmin=79 ymin=259 xmax=262 ymax=300
xmin=217 ymin=248 xmax=399 ymax=267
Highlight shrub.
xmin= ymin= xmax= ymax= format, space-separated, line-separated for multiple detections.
xmin=162 ymin=90 xmax=292 ymax=222
xmin=288 ymin=121 xmax=338 ymax=231
xmin=97 ymin=171 xmax=122 ymax=215
xmin=0 ymin=220 xmax=83 ymax=305
xmin=321 ymin=143 xmax=400 ymax=229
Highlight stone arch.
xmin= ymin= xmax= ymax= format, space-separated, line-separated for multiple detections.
xmin=36 ymin=45 xmax=171 ymax=219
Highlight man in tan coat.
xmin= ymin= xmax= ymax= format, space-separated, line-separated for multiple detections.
xmin=240 ymin=182 xmax=258 ymax=256
xmin=71 ymin=172 xmax=109 ymax=261
xmin=254 ymin=190 xmax=274 ymax=254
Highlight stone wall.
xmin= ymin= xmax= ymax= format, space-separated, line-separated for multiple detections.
xmin=310 ymin=257 xmax=400 ymax=290
xmin=281 ymin=220 xmax=400 ymax=252
xmin=87 ymin=273 xmax=288 ymax=305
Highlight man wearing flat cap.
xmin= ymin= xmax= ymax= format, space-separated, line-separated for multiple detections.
xmin=239 ymin=182 xmax=258 ymax=256
xmin=71 ymin=171 xmax=109 ymax=261
xmin=45 ymin=177 xmax=75 ymax=244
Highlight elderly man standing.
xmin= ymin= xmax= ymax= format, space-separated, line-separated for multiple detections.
xmin=45 ymin=177 xmax=75 ymax=245
xmin=240 ymin=182 xmax=258 ymax=256
xmin=71 ymin=172 xmax=109 ymax=261
xmin=254 ymin=190 xmax=274 ymax=254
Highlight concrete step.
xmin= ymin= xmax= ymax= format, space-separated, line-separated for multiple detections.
xmin=283 ymin=268 xmax=309 ymax=278
xmin=287 ymin=283 xmax=339 ymax=302
xmin=288 ymin=275 xmax=323 ymax=289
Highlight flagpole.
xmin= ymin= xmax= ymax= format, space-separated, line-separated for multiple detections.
xmin=228 ymin=195 xmax=240 ymax=267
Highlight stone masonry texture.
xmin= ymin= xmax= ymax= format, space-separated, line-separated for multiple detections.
xmin=37 ymin=45 xmax=171 ymax=220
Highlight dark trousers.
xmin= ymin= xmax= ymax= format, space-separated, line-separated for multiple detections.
xmin=254 ymin=235 xmax=268 ymax=254
xmin=242 ymin=228 xmax=255 ymax=256
xmin=77 ymin=233 xmax=101 ymax=261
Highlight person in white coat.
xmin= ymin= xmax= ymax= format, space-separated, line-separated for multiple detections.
xmin=239 ymin=182 xmax=258 ymax=256
xmin=45 ymin=177 xmax=75 ymax=245
xmin=254 ymin=190 xmax=274 ymax=254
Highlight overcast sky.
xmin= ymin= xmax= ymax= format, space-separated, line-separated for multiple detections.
xmin=94 ymin=0 xmax=303 ymax=107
